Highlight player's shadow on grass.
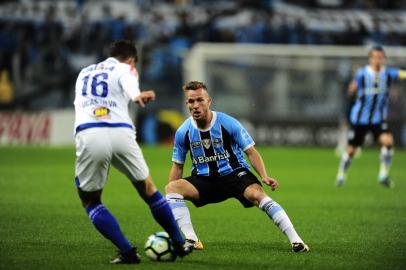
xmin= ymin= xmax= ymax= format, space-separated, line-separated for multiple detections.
xmin=178 ymin=240 xmax=293 ymax=268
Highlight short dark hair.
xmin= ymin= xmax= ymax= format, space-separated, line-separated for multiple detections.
xmin=368 ymin=45 xmax=385 ymax=57
xmin=182 ymin=81 xmax=207 ymax=92
xmin=108 ymin=40 xmax=138 ymax=62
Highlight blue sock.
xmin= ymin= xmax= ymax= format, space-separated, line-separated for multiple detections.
xmin=147 ymin=191 xmax=184 ymax=245
xmin=86 ymin=203 xmax=133 ymax=253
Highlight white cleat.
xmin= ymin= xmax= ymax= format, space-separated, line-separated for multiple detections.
xmin=336 ymin=177 xmax=345 ymax=187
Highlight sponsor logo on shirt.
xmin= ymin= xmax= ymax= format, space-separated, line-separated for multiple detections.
xmin=212 ymin=138 xmax=223 ymax=147
xmin=93 ymin=106 xmax=111 ymax=119
xmin=364 ymin=87 xmax=386 ymax=95
xmin=192 ymin=150 xmax=230 ymax=164
xmin=191 ymin=141 xmax=201 ymax=148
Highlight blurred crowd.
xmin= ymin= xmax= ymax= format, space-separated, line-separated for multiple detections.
xmin=0 ymin=0 xmax=406 ymax=110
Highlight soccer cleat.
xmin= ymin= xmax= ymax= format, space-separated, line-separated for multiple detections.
xmin=173 ymin=241 xmax=194 ymax=258
xmin=110 ymin=247 xmax=141 ymax=264
xmin=292 ymin=242 xmax=309 ymax=253
xmin=379 ymin=177 xmax=394 ymax=188
xmin=194 ymin=240 xmax=204 ymax=250
xmin=185 ymin=239 xmax=204 ymax=251
xmin=336 ymin=177 xmax=345 ymax=187
xmin=336 ymin=171 xmax=346 ymax=187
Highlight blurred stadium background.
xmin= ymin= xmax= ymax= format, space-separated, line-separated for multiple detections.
xmin=0 ymin=0 xmax=406 ymax=147
xmin=1 ymin=2 xmax=406 ymax=270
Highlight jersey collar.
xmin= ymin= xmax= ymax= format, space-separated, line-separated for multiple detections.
xmin=366 ymin=65 xmax=386 ymax=74
xmin=106 ymin=57 xmax=119 ymax=63
xmin=191 ymin=111 xmax=217 ymax=132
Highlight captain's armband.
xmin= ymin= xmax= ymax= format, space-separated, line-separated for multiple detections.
xmin=399 ymin=70 xmax=406 ymax=80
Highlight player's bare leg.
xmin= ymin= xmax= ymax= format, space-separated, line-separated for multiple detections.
xmin=336 ymin=145 xmax=357 ymax=186
xmin=243 ymin=183 xmax=309 ymax=252
xmin=165 ymin=180 xmax=204 ymax=250
xmin=378 ymin=133 xmax=395 ymax=188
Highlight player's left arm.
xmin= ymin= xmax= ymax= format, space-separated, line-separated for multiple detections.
xmin=348 ymin=80 xmax=358 ymax=97
xmin=244 ymin=146 xmax=278 ymax=191
xmin=135 ymin=90 xmax=156 ymax=107
xmin=388 ymin=67 xmax=406 ymax=82
xmin=119 ymin=71 xmax=156 ymax=107
xmin=169 ymin=127 xmax=188 ymax=182
xmin=348 ymin=68 xmax=363 ymax=96
xmin=227 ymin=115 xmax=278 ymax=191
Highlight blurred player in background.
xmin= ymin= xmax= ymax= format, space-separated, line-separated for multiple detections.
xmin=165 ymin=81 xmax=309 ymax=253
xmin=73 ymin=40 xmax=192 ymax=264
xmin=336 ymin=45 xmax=406 ymax=188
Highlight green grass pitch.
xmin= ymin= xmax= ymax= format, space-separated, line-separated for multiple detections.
xmin=0 ymin=146 xmax=405 ymax=270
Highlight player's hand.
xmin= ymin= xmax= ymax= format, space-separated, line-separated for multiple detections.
xmin=136 ymin=90 xmax=156 ymax=107
xmin=348 ymin=80 xmax=357 ymax=97
xmin=262 ymin=176 xmax=278 ymax=191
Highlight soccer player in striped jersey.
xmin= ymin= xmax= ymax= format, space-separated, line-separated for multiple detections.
xmin=336 ymin=45 xmax=406 ymax=188
xmin=165 ymin=81 xmax=309 ymax=253
xmin=74 ymin=40 xmax=192 ymax=264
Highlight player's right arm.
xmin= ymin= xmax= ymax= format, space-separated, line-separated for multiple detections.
xmin=348 ymin=80 xmax=358 ymax=97
xmin=169 ymin=123 xmax=189 ymax=182
xmin=348 ymin=68 xmax=363 ymax=97
xmin=169 ymin=162 xmax=184 ymax=182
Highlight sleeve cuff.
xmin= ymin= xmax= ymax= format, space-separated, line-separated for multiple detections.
xmin=242 ymin=142 xmax=255 ymax=151
xmin=172 ymin=159 xmax=185 ymax=164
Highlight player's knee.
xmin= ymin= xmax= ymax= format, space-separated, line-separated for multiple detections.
xmin=164 ymin=183 xmax=172 ymax=194
xmin=347 ymin=146 xmax=356 ymax=157
xmin=133 ymin=176 xmax=158 ymax=199
xmin=244 ymin=185 xmax=266 ymax=206
xmin=77 ymin=189 xmax=102 ymax=208
xmin=380 ymin=134 xmax=393 ymax=146
xmin=144 ymin=180 xmax=158 ymax=197
xmin=165 ymin=181 xmax=181 ymax=194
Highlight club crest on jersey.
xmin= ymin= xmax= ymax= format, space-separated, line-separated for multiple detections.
xmin=93 ymin=106 xmax=111 ymax=119
xmin=191 ymin=141 xmax=201 ymax=149
xmin=212 ymin=138 xmax=223 ymax=147
xmin=202 ymin=139 xmax=211 ymax=149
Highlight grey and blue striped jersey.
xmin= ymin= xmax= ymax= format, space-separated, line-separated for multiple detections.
xmin=172 ymin=111 xmax=255 ymax=177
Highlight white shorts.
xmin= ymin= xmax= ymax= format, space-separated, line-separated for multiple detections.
xmin=75 ymin=127 xmax=150 ymax=192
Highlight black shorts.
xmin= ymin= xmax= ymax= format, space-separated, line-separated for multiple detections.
xmin=348 ymin=122 xmax=390 ymax=147
xmin=185 ymin=169 xmax=261 ymax=208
